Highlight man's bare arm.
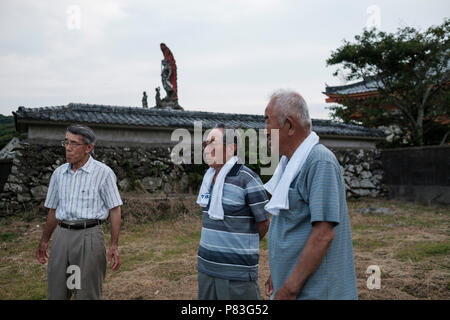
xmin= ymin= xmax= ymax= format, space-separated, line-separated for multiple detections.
xmin=36 ymin=209 xmax=58 ymax=264
xmin=109 ymin=206 xmax=121 ymax=247
xmin=256 ymin=218 xmax=270 ymax=241
xmin=274 ymin=221 xmax=335 ymax=299
xmin=108 ymin=206 xmax=121 ymax=271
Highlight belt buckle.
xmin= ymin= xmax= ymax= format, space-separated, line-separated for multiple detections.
xmin=61 ymin=221 xmax=74 ymax=229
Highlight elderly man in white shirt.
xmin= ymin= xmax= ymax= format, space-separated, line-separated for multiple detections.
xmin=36 ymin=124 xmax=122 ymax=300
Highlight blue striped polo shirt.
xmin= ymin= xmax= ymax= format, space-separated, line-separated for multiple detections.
xmin=197 ymin=163 xmax=270 ymax=281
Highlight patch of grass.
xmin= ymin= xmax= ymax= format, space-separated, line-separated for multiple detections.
xmin=352 ymin=238 xmax=388 ymax=251
xmin=0 ymin=231 xmax=18 ymax=243
xmin=352 ymin=224 xmax=389 ymax=232
xmin=400 ymin=284 xmax=429 ymax=298
xmin=0 ymin=263 xmax=47 ymax=299
xmin=116 ymin=248 xmax=158 ymax=273
xmin=21 ymin=211 xmax=36 ymax=223
xmin=105 ymin=218 xmax=201 ymax=277
xmin=163 ymin=230 xmax=201 ymax=259
xmin=1 ymin=197 xmax=449 ymax=300
xmin=154 ymin=262 xmax=196 ymax=282
xmin=0 ymin=217 xmax=13 ymax=226
xmin=176 ymin=230 xmax=201 ymax=246
xmin=162 ymin=248 xmax=184 ymax=258
xmin=395 ymin=242 xmax=450 ymax=262
xmin=260 ymin=237 xmax=268 ymax=251
xmin=377 ymin=213 xmax=436 ymax=228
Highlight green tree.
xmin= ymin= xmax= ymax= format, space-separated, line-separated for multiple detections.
xmin=0 ymin=114 xmax=26 ymax=149
xmin=326 ymin=19 xmax=450 ymax=147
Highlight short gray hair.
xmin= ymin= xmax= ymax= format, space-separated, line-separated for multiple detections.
xmin=66 ymin=124 xmax=96 ymax=145
xmin=269 ymin=89 xmax=312 ymax=130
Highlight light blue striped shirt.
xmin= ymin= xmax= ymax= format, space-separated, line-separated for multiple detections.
xmin=268 ymin=144 xmax=358 ymax=300
xmin=44 ymin=155 xmax=123 ymax=221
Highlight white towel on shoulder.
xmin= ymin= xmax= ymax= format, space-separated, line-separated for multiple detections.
xmin=196 ymin=156 xmax=239 ymax=220
xmin=264 ymin=131 xmax=319 ymax=215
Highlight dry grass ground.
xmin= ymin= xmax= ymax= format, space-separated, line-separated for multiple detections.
xmin=0 ymin=195 xmax=448 ymax=300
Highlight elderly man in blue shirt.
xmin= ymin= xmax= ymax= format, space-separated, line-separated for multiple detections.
xmin=263 ymin=89 xmax=358 ymax=300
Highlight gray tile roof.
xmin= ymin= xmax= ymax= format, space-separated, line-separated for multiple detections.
xmin=324 ymin=77 xmax=383 ymax=95
xmin=13 ymin=103 xmax=385 ymax=138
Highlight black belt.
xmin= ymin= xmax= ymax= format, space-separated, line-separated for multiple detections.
xmin=58 ymin=219 xmax=103 ymax=230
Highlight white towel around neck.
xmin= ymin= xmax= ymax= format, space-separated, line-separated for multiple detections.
xmin=264 ymin=131 xmax=319 ymax=215
xmin=196 ymin=156 xmax=239 ymax=220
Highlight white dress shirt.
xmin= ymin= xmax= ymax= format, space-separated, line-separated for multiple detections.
xmin=44 ymin=155 xmax=123 ymax=221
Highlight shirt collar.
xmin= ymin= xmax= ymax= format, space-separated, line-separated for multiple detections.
xmin=66 ymin=155 xmax=94 ymax=174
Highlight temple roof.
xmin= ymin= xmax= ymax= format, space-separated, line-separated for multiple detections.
xmin=13 ymin=103 xmax=385 ymax=138
xmin=324 ymin=77 xmax=383 ymax=96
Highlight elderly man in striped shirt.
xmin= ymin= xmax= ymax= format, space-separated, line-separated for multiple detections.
xmin=196 ymin=124 xmax=270 ymax=300
xmin=36 ymin=124 xmax=123 ymax=300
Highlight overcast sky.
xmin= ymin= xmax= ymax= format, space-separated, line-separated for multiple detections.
xmin=0 ymin=0 xmax=448 ymax=119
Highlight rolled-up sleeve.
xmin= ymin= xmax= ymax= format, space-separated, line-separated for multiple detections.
xmin=44 ymin=171 xmax=59 ymax=209
xmin=99 ymin=169 xmax=123 ymax=210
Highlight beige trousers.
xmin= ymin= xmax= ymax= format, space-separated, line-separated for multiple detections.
xmin=47 ymin=225 xmax=107 ymax=300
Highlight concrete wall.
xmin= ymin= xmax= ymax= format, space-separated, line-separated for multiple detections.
xmin=28 ymin=124 xmax=176 ymax=147
xmin=320 ymin=137 xmax=378 ymax=149
xmin=381 ymin=145 xmax=450 ymax=206
xmin=27 ymin=124 xmax=378 ymax=149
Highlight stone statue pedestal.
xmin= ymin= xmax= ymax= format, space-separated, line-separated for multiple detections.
xmin=154 ymin=86 xmax=183 ymax=110
xmin=156 ymin=98 xmax=183 ymax=110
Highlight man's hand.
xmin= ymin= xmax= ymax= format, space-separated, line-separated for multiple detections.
xmin=108 ymin=245 xmax=120 ymax=271
xmin=36 ymin=240 xmax=49 ymax=264
xmin=274 ymin=284 xmax=297 ymax=300
xmin=265 ymin=274 xmax=274 ymax=297
xmin=36 ymin=209 xmax=57 ymax=264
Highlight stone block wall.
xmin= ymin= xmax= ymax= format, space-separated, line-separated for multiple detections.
xmin=331 ymin=147 xmax=386 ymax=198
xmin=0 ymin=141 xmax=386 ymax=216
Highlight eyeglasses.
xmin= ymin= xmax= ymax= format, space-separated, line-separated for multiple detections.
xmin=203 ymin=136 xmax=227 ymax=149
xmin=202 ymin=140 xmax=223 ymax=150
xmin=61 ymin=140 xmax=86 ymax=148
